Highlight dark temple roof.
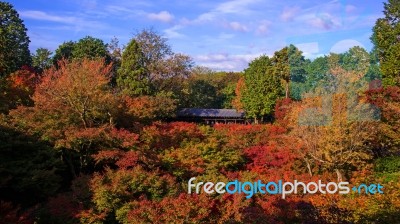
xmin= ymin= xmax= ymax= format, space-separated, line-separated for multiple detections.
xmin=177 ymin=108 xmax=245 ymax=118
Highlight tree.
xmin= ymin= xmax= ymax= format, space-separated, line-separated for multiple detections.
xmin=0 ymin=2 xmax=31 ymax=77
xmin=185 ymin=79 xmax=218 ymax=108
xmin=184 ymin=70 xmax=241 ymax=109
xmin=288 ymin=44 xmax=308 ymax=83
xmin=272 ymin=47 xmax=290 ymax=98
xmin=72 ymin=36 xmax=110 ymax=61
xmin=0 ymin=124 xmax=63 ymax=206
xmin=272 ymin=45 xmax=309 ymax=100
xmin=52 ymin=41 xmax=75 ymax=64
xmin=289 ymin=65 xmax=380 ymax=181
xmin=133 ymin=28 xmax=193 ymax=94
xmin=134 ymin=28 xmax=172 ymax=79
xmin=371 ymin=0 xmax=400 ymax=86
xmin=107 ymin=36 xmax=122 ymax=63
xmin=232 ymin=76 xmax=245 ymax=111
xmin=0 ymin=66 xmax=37 ymax=112
xmin=123 ymin=95 xmax=176 ymax=122
xmin=52 ymin=37 xmax=110 ymax=64
xmin=33 ymin=59 xmax=116 ymax=129
xmin=117 ymin=38 xmax=148 ymax=96
xmin=305 ymin=56 xmax=329 ymax=92
xmin=32 ymin=47 xmax=52 ymax=72
xmin=241 ymin=55 xmax=283 ymax=123
xmin=108 ymin=37 xmax=122 ymax=84
xmin=151 ymin=53 xmax=193 ymax=93
xmin=341 ymin=46 xmax=370 ymax=74
xmin=9 ymin=59 xmax=141 ymax=176
xmin=365 ymin=86 xmax=400 ymax=156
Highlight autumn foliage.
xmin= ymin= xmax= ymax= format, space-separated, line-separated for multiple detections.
xmin=1 ymin=57 xmax=399 ymax=224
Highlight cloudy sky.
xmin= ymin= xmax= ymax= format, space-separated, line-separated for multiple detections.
xmin=12 ymin=0 xmax=384 ymax=71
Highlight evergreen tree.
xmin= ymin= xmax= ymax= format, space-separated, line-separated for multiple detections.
xmin=117 ymin=38 xmax=148 ymax=96
xmin=0 ymin=1 xmax=31 ymax=77
xmin=371 ymin=0 xmax=400 ymax=86
xmin=241 ymin=55 xmax=283 ymax=123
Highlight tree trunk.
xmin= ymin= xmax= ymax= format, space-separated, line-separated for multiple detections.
xmin=335 ymin=169 xmax=342 ymax=182
xmin=285 ymin=82 xmax=289 ymax=99
xmin=305 ymin=159 xmax=313 ymax=177
xmin=62 ymin=149 xmax=77 ymax=179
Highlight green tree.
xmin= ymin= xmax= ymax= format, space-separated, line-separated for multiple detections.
xmin=0 ymin=124 xmax=63 ymax=206
xmin=306 ymin=56 xmax=329 ymax=88
xmin=186 ymin=79 xmax=218 ymax=108
xmin=341 ymin=46 xmax=370 ymax=74
xmin=272 ymin=45 xmax=308 ymax=99
xmin=272 ymin=47 xmax=290 ymax=98
xmin=365 ymin=49 xmax=382 ymax=82
xmin=72 ymin=36 xmax=110 ymax=61
xmin=288 ymin=44 xmax=308 ymax=83
xmin=117 ymin=38 xmax=148 ymax=96
xmin=52 ymin=41 xmax=75 ymax=64
xmin=0 ymin=1 xmax=31 ymax=77
xmin=52 ymin=37 xmax=110 ymax=64
xmin=32 ymin=47 xmax=52 ymax=72
xmin=371 ymin=0 xmax=400 ymax=86
xmin=241 ymin=55 xmax=283 ymax=123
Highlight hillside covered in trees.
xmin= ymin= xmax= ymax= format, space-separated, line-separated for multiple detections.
xmin=1 ymin=0 xmax=400 ymax=223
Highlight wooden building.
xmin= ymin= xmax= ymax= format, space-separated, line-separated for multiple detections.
xmin=176 ymin=108 xmax=247 ymax=124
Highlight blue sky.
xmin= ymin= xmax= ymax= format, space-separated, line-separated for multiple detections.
xmin=11 ymin=0 xmax=384 ymax=71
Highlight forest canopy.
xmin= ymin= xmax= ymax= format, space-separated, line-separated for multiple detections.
xmin=1 ymin=1 xmax=400 ymax=223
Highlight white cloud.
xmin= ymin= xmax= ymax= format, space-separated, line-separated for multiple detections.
xmin=256 ymin=20 xmax=271 ymax=35
xmin=216 ymin=0 xmax=261 ymax=14
xmin=196 ymin=53 xmax=228 ymax=62
xmin=218 ymin=33 xmax=235 ymax=40
xmin=148 ymin=11 xmax=174 ymax=23
xmin=190 ymin=0 xmax=260 ymax=24
xmin=20 ymin=10 xmax=107 ymax=32
xmin=196 ymin=12 xmax=216 ymax=23
xmin=280 ymin=6 xmax=301 ymax=22
xmin=225 ymin=21 xmax=249 ymax=32
xmin=105 ymin=5 xmax=140 ymax=14
xmin=330 ymin=39 xmax=365 ymax=54
xmin=79 ymin=0 xmax=98 ymax=10
xmin=20 ymin=10 xmax=77 ymax=24
xmin=164 ymin=25 xmax=185 ymax=38
xmin=27 ymin=31 xmax=60 ymax=51
xmin=195 ymin=52 xmax=264 ymax=71
xmin=305 ymin=13 xmax=341 ymax=30
xmin=295 ymin=42 xmax=319 ymax=58
xmin=345 ymin=5 xmax=357 ymax=14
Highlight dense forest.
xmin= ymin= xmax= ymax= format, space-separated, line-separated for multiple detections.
xmin=1 ymin=0 xmax=400 ymax=223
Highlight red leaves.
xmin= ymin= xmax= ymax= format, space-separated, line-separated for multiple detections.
xmin=92 ymin=149 xmax=125 ymax=166
xmin=0 ymin=201 xmax=33 ymax=224
xmin=142 ymin=122 xmax=203 ymax=150
xmin=46 ymin=193 xmax=82 ymax=220
xmin=108 ymin=128 xmax=139 ymax=148
xmin=0 ymin=67 xmax=38 ymax=111
xmin=244 ymin=144 xmax=297 ymax=175
xmin=127 ymin=194 xmax=216 ymax=224
xmin=274 ymin=98 xmax=293 ymax=125
xmin=115 ymin=151 xmax=140 ymax=169
xmin=123 ymin=95 xmax=176 ymax=121
xmin=232 ymin=76 xmax=245 ymax=111
xmin=7 ymin=66 xmax=38 ymax=90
